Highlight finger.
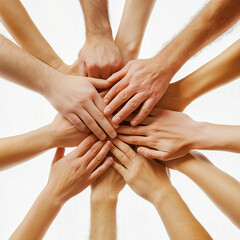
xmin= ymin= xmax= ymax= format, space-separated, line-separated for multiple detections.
xmin=90 ymin=157 xmax=113 ymax=181
xmin=90 ymin=98 xmax=117 ymax=138
xmin=110 ymin=144 xmax=131 ymax=168
xmin=78 ymin=60 xmax=88 ymax=77
xmin=52 ymin=148 xmax=65 ymax=165
xmin=103 ymin=79 xmax=128 ymax=107
xmin=81 ymin=140 xmax=106 ymax=164
xmin=117 ymin=135 xmax=148 ymax=146
xmin=87 ymin=141 xmax=112 ymax=171
xmin=111 ymin=161 xmax=127 ymax=177
xmin=131 ymin=98 xmax=158 ymax=126
xmin=117 ymin=125 xmax=146 ymax=135
xmin=69 ymin=135 xmax=98 ymax=158
xmin=80 ymin=109 xmax=106 ymax=140
xmin=107 ymin=64 xmax=129 ymax=83
xmin=137 ymin=147 xmax=170 ymax=161
xmin=88 ymin=78 xmax=112 ymax=89
xmin=111 ymin=93 xmax=145 ymax=125
xmin=112 ymin=138 xmax=136 ymax=159
xmin=67 ymin=113 xmax=89 ymax=132
xmin=104 ymin=87 xmax=135 ymax=118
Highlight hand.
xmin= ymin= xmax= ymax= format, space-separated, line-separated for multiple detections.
xmin=117 ymin=108 xmax=200 ymax=161
xmin=110 ymin=138 xmax=171 ymax=203
xmin=104 ymin=58 xmax=174 ymax=126
xmin=46 ymin=74 xmax=117 ymax=140
xmin=48 ymin=114 xmax=89 ymax=148
xmin=91 ymin=159 xmax=126 ymax=199
xmin=78 ymin=36 xmax=123 ymax=79
xmin=45 ymin=135 xmax=113 ymax=204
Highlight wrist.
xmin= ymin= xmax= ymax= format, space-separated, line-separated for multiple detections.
xmin=91 ymin=190 xmax=119 ymax=204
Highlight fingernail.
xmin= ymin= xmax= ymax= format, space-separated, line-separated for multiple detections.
xmin=113 ymin=123 xmax=119 ymax=129
xmin=107 ymin=157 xmax=113 ymax=163
xmin=100 ymin=134 xmax=106 ymax=140
xmin=113 ymin=116 xmax=121 ymax=124
xmin=104 ymin=108 xmax=111 ymax=115
xmin=109 ymin=131 xmax=117 ymax=138
xmin=131 ymin=121 xmax=137 ymax=126
xmin=104 ymin=99 xmax=109 ymax=104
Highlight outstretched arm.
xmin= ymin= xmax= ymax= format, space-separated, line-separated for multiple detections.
xmin=115 ymin=0 xmax=156 ymax=65
xmin=110 ymin=139 xmax=212 ymax=240
xmin=166 ymin=151 xmax=240 ymax=228
xmin=0 ymin=115 xmax=88 ymax=170
xmin=10 ymin=136 xmax=113 ymax=240
xmin=0 ymin=0 xmax=77 ymax=74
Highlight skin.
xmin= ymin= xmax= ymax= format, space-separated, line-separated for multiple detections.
xmin=9 ymin=136 xmax=113 ymax=240
xmin=116 ymin=40 xmax=240 ymax=160
xmin=0 ymin=34 xmax=117 ymax=139
xmin=165 ymin=151 xmax=240 ymax=228
xmin=103 ymin=0 xmax=240 ymax=126
xmin=78 ymin=0 xmax=123 ymax=79
xmin=110 ymin=139 xmax=212 ymax=240
xmin=0 ymin=0 xmax=78 ymax=75
xmin=90 ymin=163 xmax=125 ymax=240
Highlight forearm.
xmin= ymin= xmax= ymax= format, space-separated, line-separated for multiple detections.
xmin=0 ymin=125 xmax=55 ymax=170
xmin=10 ymin=187 xmax=62 ymax=240
xmin=0 ymin=34 xmax=61 ymax=97
xmin=155 ymin=0 xmax=240 ymax=72
xmin=89 ymin=194 xmax=117 ymax=240
xmin=175 ymin=153 xmax=240 ymax=227
xmin=154 ymin=186 xmax=212 ymax=240
xmin=79 ymin=0 xmax=112 ymax=39
xmin=115 ymin=0 xmax=156 ymax=64
xmin=0 ymin=0 xmax=63 ymax=68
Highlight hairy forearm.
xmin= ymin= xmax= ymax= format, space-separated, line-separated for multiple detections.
xmin=10 ymin=187 xmax=62 ymax=240
xmin=155 ymin=0 xmax=240 ymax=72
xmin=79 ymin=0 xmax=112 ymax=39
xmin=154 ymin=187 xmax=212 ymax=240
xmin=175 ymin=153 xmax=240 ymax=228
xmin=0 ymin=125 xmax=55 ymax=170
xmin=115 ymin=0 xmax=156 ymax=64
xmin=0 ymin=0 xmax=63 ymax=68
xmin=89 ymin=195 xmax=117 ymax=240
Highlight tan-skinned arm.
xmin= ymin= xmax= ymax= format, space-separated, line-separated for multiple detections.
xmin=165 ymin=151 xmax=240 ymax=228
xmin=0 ymin=0 xmax=78 ymax=75
xmin=156 ymin=39 xmax=240 ymax=111
xmin=115 ymin=0 xmax=156 ymax=65
xmin=89 ymin=165 xmax=125 ymax=240
xmin=0 ymin=115 xmax=88 ymax=170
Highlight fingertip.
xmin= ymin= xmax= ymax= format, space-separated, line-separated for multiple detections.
xmin=131 ymin=120 xmax=138 ymax=126
xmin=104 ymin=108 xmax=112 ymax=116
xmin=100 ymin=133 xmax=106 ymax=141
xmin=112 ymin=116 xmax=121 ymax=125
xmin=104 ymin=99 xmax=109 ymax=104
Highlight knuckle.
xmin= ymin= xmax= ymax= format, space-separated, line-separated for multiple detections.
xmin=129 ymin=100 xmax=138 ymax=108
xmin=143 ymin=107 xmax=151 ymax=114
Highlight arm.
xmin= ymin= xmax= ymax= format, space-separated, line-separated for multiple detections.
xmin=0 ymin=34 xmax=116 ymax=138
xmin=156 ymin=39 xmax=240 ymax=111
xmin=104 ymin=0 xmax=240 ymax=126
xmin=78 ymin=0 xmax=122 ymax=78
xmin=0 ymin=114 xmax=89 ymax=170
xmin=115 ymin=0 xmax=156 ymax=65
xmin=90 ymin=165 xmax=125 ymax=240
xmin=10 ymin=136 xmax=113 ymax=240
xmin=166 ymin=151 xmax=240 ymax=228
xmin=0 ymin=0 xmax=77 ymax=74
xmin=110 ymin=139 xmax=212 ymax=240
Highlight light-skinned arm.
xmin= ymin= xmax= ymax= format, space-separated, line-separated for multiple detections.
xmin=9 ymin=135 xmax=113 ymax=240
xmin=104 ymin=0 xmax=240 ymax=126
xmin=89 ymin=162 xmax=125 ymax=240
xmin=0 ymin=114 xmax=89 ymax=170
xmin=165 ymin=151 xmax=240 ymax=228
xmin=0 ymin=34 xmax=117 ymax=139
xmin=115 ymin=0 xmax=156 ymax=65
xmin=0 ymin=0 xmax=78 ymax=75
xmin=78 ymin=0 xmax=122 ymax=79
xmin=110 ymin=139 xmax=212 ymax=240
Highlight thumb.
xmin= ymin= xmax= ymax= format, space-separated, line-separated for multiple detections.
xmin=107 ymin=64 xmax=129 ymax=83
xmin=89 ymin=78 xmax=112 ymax=89
xmin=52 ymin=148 xmax=65 ymax=165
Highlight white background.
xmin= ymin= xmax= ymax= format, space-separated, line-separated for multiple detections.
xmin=0 ymin=0 xmax=240 ymax=239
